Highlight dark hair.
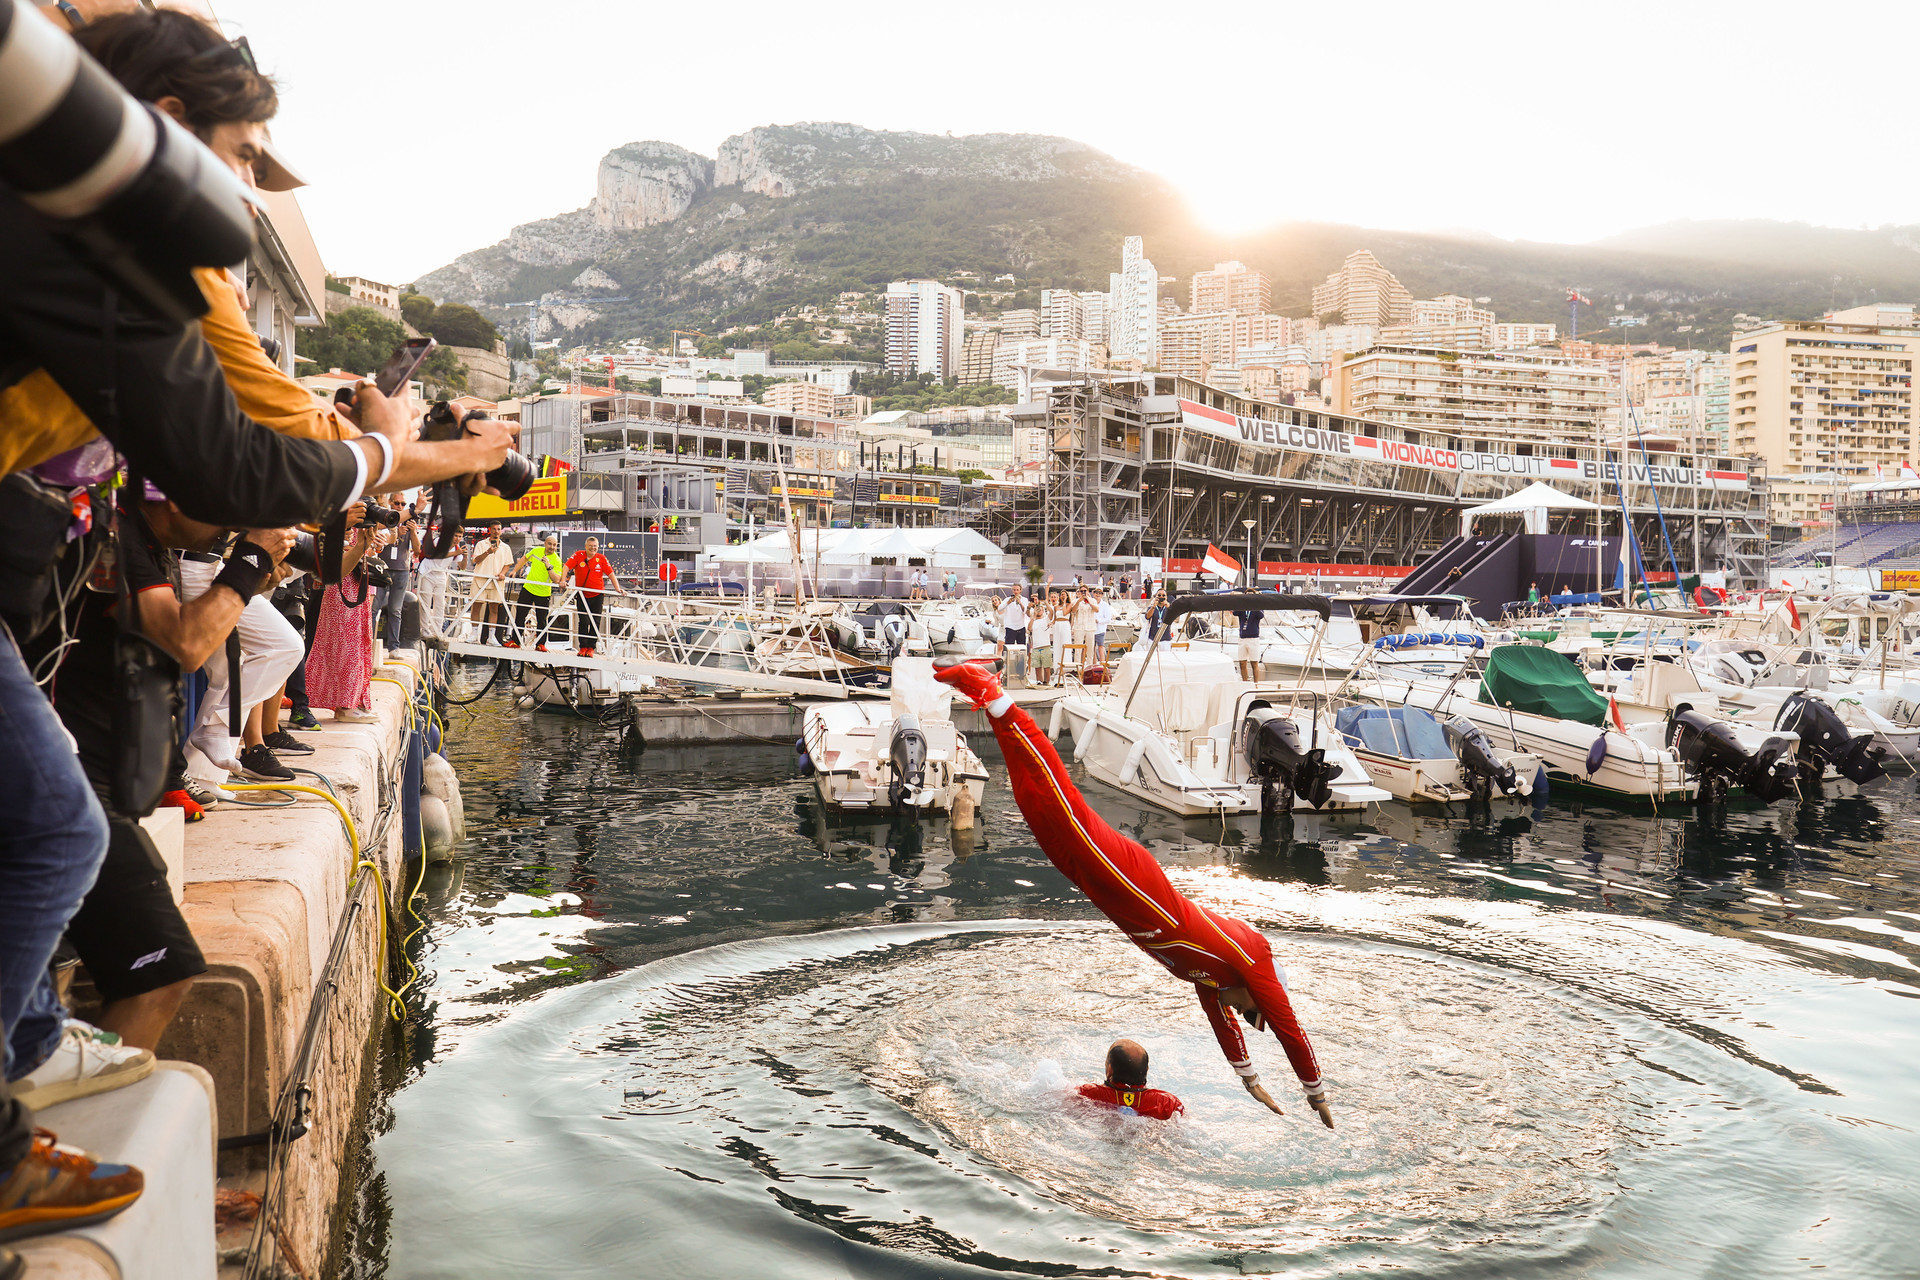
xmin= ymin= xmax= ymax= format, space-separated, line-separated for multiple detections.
xmin=74 ymin=10 xmax=277 ymax=136
xmin=1106 ymin=1040 xmax=1149 ymax=1088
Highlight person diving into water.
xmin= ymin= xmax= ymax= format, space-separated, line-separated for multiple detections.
xmin=936 ymin=661 xmax=1336 ymax=1129
xmin=1080 ymin=1039 xmax=1184 ymax=1120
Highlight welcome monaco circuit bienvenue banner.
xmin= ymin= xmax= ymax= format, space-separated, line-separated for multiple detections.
xmin=1176 ymin=399 xmax=1749 ymax=491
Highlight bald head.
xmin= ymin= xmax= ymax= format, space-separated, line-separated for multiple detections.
xmin=1105 ymin=1039 xmax=1149 ymax=1088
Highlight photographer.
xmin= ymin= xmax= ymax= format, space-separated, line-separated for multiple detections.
xmin=370 ymin=494 xmax=421 ymax=645
xmin=467 ymin=525 xmax=512 ymax=645
xmin=20 ymin=484 xmax=293 ymax=1070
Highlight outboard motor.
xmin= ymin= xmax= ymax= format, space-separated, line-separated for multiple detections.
xmin=878 ymin=613 xmax=909 ymax=657
xmin=1774 ymin=692 xmax=1884 ymax=786
xmin=1243 ymin=706 xmax=1334 ymax=812
xmin=1443 ymin=715 xmax=1522 ymax=800
xmin=1666 ymin=706 xmax=1798 ymax=803
xmin=887 ymin=713 xmax=928 ymax=808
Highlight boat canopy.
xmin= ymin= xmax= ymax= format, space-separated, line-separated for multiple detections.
xmin=1336 ymin=706 xmax=1452 ymax=760
xmin=1477 ymin=644 xmax=1609 ymax=727
xmin=1164 ymin=592 xmax=1331 ymax=627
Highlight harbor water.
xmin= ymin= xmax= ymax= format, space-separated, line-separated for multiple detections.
xmin=345 ymin=688 xmax=1920 ymax=1278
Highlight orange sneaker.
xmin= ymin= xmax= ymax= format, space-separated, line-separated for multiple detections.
xmin=0 ymin=1129 xmax=144 ymax=1243
xmin=160 ymin=789 xmax=205 ymax=823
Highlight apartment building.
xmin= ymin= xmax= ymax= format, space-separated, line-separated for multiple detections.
xmin=996 ymin=308 xmax=1041 ymax=339
xmin=1729 ymin=304 xmax=1918 ymax=520
xmin=1492 ymin=321 xmax=1558 ymax=349
xmin=991 ymin=336 xmax=1104 ymax=389
xmin=762 ymin=380 xmax=838 ymax=418
xmin=1310 ymin=250 xmax=1412 ymax=328
xmin=958 ymin=329 xmax=1001 ymax=386
xmin=336 ymin=274 xmax=399 ymax=311
xmin=1040 ymin=289 xmax=1083 ymax=342
xmin=1331 ymin=345 xmax=1610 ymax=446
xmin=1159 ymin=312 xmax=1295 ymax=381
xmin=1107 ymin=235 xmax=1160 ymax=365
xmin=884 ymin=279 xmax=966 ymax=378
xmin=1190 ymin=260 xmax=1272 ymax=315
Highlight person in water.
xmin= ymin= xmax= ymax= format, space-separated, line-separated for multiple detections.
xmin=935 ymin=661 xmax=1335 ymax=1128
xmin=1079 ymin=1039 xmax=1183 ymax=1120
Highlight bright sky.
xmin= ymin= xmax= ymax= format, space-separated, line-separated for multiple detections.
xmin=210 ymin=0 xmax=1919 ymax=286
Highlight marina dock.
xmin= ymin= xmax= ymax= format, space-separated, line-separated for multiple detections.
xmin=19 ymin=655 xmax=427 ymax=1280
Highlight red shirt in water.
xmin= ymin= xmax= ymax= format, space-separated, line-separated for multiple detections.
xmin=566 ymin=550 xmax=613 ymax=595
xmin=1077 ymin=1082 xmax=1183 ymax=1120
xmin=978 ymin=694 xmax=1324 ymax=1094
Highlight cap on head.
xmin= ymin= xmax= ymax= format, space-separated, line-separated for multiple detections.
xmin=1105 ymin=1039 xmax=1149 ymax=1088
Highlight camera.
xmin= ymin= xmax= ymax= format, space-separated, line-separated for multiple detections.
xmin=361 ymin=504 xmax=401 ymax=528
xmin=283 ymin=530 xmax=318 ymax=575
xmin=0 ymin=0 xmax=257 ymax=325
xmin=423 ymin=401 xmax=535 ymax=502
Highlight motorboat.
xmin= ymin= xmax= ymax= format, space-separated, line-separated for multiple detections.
xmin=912 ymin=598 xmax=1002 ymax=657
xmin=799 ymin=657 xmax=988 ymax=813
xmin=1048 ymin=593 xmax=1390 ymax=817
xmin=1335 ymin=704 xmax=1545 ymax=804
xmin=1353 ymin=644 xmax=1698 ymax=803
xmin=1580 ymin=658 xmax=1803 ymax=802
xmin=826 ymin=601 xmax=924 ymax=661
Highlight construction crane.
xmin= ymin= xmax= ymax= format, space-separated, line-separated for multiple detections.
xmin=1566 ymin=288 xmax=1591 ymax=341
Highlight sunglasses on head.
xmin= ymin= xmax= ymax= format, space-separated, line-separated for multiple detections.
xmin=185 ymin=34 xmax=258 ymax=74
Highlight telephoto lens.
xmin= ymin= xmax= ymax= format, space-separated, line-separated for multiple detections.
xmin=362 ymin=504 xmax=401 ymax=528
xmin=487 ymin=451 xmax=536 ymax=502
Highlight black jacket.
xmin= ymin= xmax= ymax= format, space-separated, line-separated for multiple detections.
xmin=0 ymin=195 xmax=359 ymax=527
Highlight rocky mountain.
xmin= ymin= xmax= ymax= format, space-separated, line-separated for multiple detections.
xmin=415 ymin=122 xmax=1920 ymax=351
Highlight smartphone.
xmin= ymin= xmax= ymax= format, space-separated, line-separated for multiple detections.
xmin=373 ymin=336 xmax=437 ymax=397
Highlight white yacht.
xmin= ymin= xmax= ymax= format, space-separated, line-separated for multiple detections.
xmin=1048 ymin=593 xmax=1390 ymax=817
xmin=800 ymin=658 xmax=989 ymax=814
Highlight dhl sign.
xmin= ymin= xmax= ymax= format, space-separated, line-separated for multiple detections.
xmin=880 ymin=493 xmax=940 ymax=505
xmin=466 ymin=477 xmax=568 ymax=521
xmin=773 ymin=486 xmax=835 ymax=498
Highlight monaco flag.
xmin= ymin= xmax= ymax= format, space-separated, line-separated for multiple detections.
xmin=1201 ymin=543 xmax=1242 ymax=584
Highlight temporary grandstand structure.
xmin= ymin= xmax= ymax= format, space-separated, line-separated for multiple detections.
xmin=1459 ymin=481 xmax=1601 ymax=535
xmin=697 ymin=527 xmax=1018 ymax=596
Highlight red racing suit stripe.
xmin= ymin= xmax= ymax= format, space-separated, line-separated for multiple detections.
xmin=987 ymin=699 xmax=1323 ymax=1090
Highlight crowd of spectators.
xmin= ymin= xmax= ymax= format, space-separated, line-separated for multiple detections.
xmin=0 ymin=2 xmax=525 ymax=1257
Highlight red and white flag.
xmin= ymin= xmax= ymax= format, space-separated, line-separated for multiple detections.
xmin=1786 ymin=595 xmax=1801 ymax=630
xmin=1905 ymin=462 xmax=1919 ymax=480
xmin=1201 ymin=543 xmax=1242 ymax=585
xmin=1609 ymin=695 xmax=1626 ymax=733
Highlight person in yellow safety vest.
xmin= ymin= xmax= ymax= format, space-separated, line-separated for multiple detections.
xmin=507 ymin=533 xmax=566 ymax=651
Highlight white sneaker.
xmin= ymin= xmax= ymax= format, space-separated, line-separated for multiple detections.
xmin=333 ymin=707 xmax=380 ymax=724
xmin=14 ymin=1020 xmax=156 ymax=1110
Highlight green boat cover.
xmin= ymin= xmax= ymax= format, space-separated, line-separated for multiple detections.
xmin=1476 ymin=644 xmax=1609 ymax=727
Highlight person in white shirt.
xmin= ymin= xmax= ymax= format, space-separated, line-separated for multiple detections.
xmin=999 ymin=590 xmax=1030 ymax=663
xmin=1094 ymin=594 xmax=1114 ymax=667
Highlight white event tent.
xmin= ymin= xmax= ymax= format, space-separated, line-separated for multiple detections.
xmin=1460 ymin=481 xmax=1601 ymax=535
xmin=696 ymin=527 xmax=1019 ymax=597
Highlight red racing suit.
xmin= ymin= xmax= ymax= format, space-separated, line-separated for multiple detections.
xmin=1077 ymin=1082 xmax=1184 ymax=1120
xmin=985 ymin=697 xmax=1324 ymax=1094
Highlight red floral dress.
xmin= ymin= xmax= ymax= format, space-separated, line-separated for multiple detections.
xmin=306 ymin=575 xmax=375 ymax=711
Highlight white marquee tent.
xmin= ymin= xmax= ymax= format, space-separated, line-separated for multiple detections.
xmin=1460 ymin=481 xmax=1601 ymax=535
xmin=696 ymin=527 xmax=1019 ymax=596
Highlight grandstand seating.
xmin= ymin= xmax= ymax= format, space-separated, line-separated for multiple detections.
xmin=1777 ymin=522 xmax=1920 ymax=568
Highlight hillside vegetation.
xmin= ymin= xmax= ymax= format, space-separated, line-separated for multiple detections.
xmin=414 ymin=123 xmax=1920 ymax=353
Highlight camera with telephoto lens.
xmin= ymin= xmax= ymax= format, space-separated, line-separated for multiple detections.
xmin=422 ymin=401 xmax=534 ymax=501
xmin=361 ymin=503 xmax=401 ymax=528
xmin=0 ymin=0 xmax=257 ymax=325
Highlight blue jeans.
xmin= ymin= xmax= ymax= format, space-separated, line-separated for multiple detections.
xmin=372 ymin=567 xmax=411 ymax=641
xmin=0 ymin=631 xmax=109 ymax=1079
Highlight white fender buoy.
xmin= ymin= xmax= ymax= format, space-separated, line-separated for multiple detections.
xmin=1073 ymin=716 xmax=1099 ymax=763
xmin=422 ymin=753 xmax=465 ymax=843
xmin=1118 ymin=738 xmax=1148 ymax=785
xmin=420 ymin=795 xmax=456 ymax=862
xmin=1047 ymin=701 xmax=1066 ymax=740
xmin=950 ymin=784 xmax=977 ymax=831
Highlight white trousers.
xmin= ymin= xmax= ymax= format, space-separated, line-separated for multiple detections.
xmin=178 ymin=559 xmax=305 ymax=781
xmin=414 ymin=560 xmax=449 ymax=637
